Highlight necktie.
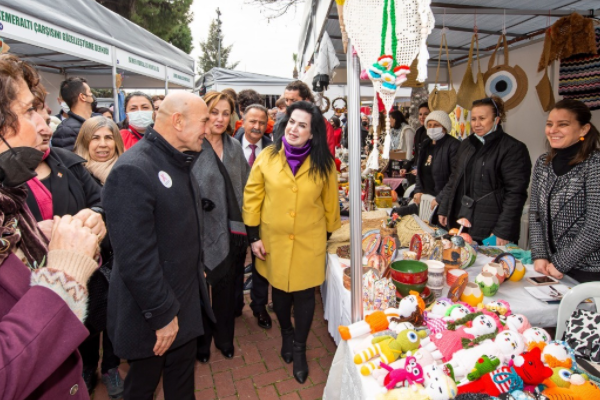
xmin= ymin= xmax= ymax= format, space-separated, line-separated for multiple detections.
xmin=249 ymin=144 xmax=257 ymax=167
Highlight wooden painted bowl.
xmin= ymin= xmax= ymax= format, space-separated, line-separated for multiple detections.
xmin=389 ymin=260 xmax=428 ymax=284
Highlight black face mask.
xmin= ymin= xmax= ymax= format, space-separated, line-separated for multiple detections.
xmin=91 ymin=94 xmax=98 ymax=111
xmin=0 ymin=137 xmax=44 ymax=187
xmin=361 ymin=121 xmax=368 ymax=127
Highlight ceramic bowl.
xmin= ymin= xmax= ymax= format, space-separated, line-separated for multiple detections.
xmin=460 ymin=282 xmax=484 ymax=307
xmin=475 ymin=271 xmax=500 ymax=297
xmin=424 ymin=260 xmax=445 ymax=287
xmin=428 ymin=286 xmax=444 ymax=299
xmin=483 ymin=262 xmax=506 ymax=284
xmin=446 ymin=269 xmax=467 ymax=287
xmin=494 ymin=253 xmax=517 ymax=280
xmin=389 ymin=260 xmax=428 ymax=284
xmin=392 ymin=278 xmax=428 ymax=297
xmin=509 ymin=260 xmax=526 ymax=282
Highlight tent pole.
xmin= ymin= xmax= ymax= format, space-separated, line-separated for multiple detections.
xmin=111 ymin=46 xmax=120 ymax=122
xmin=165 ymin=66 xmax=169 ymax=95
xmin=347 ymin=39 xmax=363 ymax=323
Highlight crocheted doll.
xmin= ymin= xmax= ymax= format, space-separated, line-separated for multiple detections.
xmin=355 ymin=328 xmax=428 ymax=376
xmin=339 ymin=305 xmax=412 ymax=340
xmin=376 ymin=364 xmax=458 ymax=400
xmin=522 ymin=327 xmax=551 ymax=352
xmin=457 ymin=348 xmax=553 ymax=397
xmin=541 ymin=341 xmax=576 ymax=369
xmin=391 ymin=291 xmax=426 ymax=326
xmin=466 ymin=355 xmax=501 ymax=381
xmin=373 ymin=348 xmax=436 ymax=386
xmin=421 ymin=312 xmax=502 ymax=362
xmin=353 ymin=322 xmax=416 ymax=354
xmin=505 ymin=314 xmax=531 ymax=334
xmin=380 ymin=356 xmax=424 ymax=391
xmin=480 ymin=300 xmax=512 ymax=317
xmin=446 ymin=330 xmax=525 ymax=380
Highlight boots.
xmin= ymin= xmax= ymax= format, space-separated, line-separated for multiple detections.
xmin=293 ymin=342 xmax=308 ymax=383
xmin=281 ymin=327 xmax=294 ymax=364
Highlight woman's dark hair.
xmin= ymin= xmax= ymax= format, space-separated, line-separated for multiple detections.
xmin=330 ymin=116 xmax=341 ymax=129
xmin=120 ymin=91 xmax=154 ymax=129
xmin=472 ymin=95 xmax=507 ymax=123
xmin=389 ymin=109 xmax=407 ymax=129
xmin=270 ymin=101 xmax=334 ymax=181
xmin=418 ymin=102 xmax=430 ymax=111
xmin=0 ymin=54 xmax=40 ymax=139
xmin=96 ymin=107 xmax=112 ymax=117
xmin=545 ymin=99 xmax=600 ymax=166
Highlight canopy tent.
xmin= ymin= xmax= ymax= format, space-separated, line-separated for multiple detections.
xmin=0 ymin=0 xmax=196 ymax=119
xmin=196 ymin=68 xmax=294 ymax=96
xmin=297 ymin=0 xmax=600 ymax=324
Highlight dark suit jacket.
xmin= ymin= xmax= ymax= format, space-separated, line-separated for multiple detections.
xmin=103 ymin=127 xmax=214 ymax=359
xmin=0 ymin=254 xmax=89 ymax=399
xmin=234 ymin=129 xmax=273 ymax=162
xmin=26 ymin=148 xmax=102 ymax=221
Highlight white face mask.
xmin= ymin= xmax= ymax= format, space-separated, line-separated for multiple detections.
xmin=127 ymin=110 xmax=154 ymax=130
xmin=60 ymin=102 xmax=70 ymax=113
xmin=427 ymin=127 xmax=445 ymax=141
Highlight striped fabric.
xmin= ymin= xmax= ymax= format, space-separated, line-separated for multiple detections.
xmin=559 ymin=27 xmax=600 ymax=110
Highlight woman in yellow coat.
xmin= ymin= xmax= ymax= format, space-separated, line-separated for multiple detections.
xmin=243 ymin=101 xmax=341 ymax=383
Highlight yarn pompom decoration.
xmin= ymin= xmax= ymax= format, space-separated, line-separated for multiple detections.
xmin=378 ymin=55 xmax=395 ymax=70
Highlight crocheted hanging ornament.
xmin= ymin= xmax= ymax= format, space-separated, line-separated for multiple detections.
xmin=345 ymin=0 xmax=434 ymax=169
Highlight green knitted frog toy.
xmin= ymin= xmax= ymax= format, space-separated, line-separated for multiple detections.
xmin=466 ymin=355 xmax=501 ymax=381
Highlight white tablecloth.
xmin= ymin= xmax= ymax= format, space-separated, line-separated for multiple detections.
xmin=322 ymin=250 xmax=583 ymax=400
xmin=322 ymin=250 xmax=581 ymax=345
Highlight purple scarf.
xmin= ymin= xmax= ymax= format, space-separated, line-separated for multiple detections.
xmin=282 ymin=136 xmax=311 ymax=176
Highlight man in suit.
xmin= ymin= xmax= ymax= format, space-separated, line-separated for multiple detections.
xmin=234 ymin=104 xmax=273 ymax=329
xmin=103 ymin=92 xmax=214 ymax=399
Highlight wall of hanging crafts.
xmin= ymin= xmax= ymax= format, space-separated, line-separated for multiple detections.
xmin=483 ymin=34 xmax=529 ymax=111
xmin=428 ymin=32 xmax=457 ymax=114
xmin=344 ymin=0 xmax=435 ymax=171
xmin=456 ymin=32 xmax=486 ymax=110
xmin=535 ymin=28 xmax=556 ymax=112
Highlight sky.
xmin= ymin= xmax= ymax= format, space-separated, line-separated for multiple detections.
xmin=189 ymin=0 xmax=304 ymax=78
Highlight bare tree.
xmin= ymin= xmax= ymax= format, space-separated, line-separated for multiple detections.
xmin=246 ymin=0 xmax=304 ymax=19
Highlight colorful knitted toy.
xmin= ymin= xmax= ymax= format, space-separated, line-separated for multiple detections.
xmin=355 ymin=328 xmax=428 ymax=376
xmin=339 ymin=306 xmax=410 ymax=341
xmin=373 ymin=348 xmax=437 ymax=386
xmin=380 ymin=356 xmax=424 ymax=390
xmin=542 ymin=370 xmax=600 ymax=400
xmin=505 ymin=314 xmax=531 ymax=334
xmin=457 ymin=348 xmax=553 ymax=397
xmin=522 ymin=327 xmax=552 ymax=352
xmin=421 ymin=313 xmax=502 ymax=362
xmin=390 ymin=291 xmax=426 ymax=326
xmin=541 ymin=341 xmax=577 ymax=369
xmin=376 ymin=364 xmax=458 ymax=400
xmin=481 ymin=300 xmax=512 ymax=317
xmin=467 ymin=355 xmax=501 ymax=381
xmin=446 ymin=330 xmax=525 ymax=380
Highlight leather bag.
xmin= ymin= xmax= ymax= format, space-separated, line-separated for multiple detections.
xmin=457 ymin=34 xmax=486 ymax=110
xmin=429 ymin=33 xmax=457 ymax=114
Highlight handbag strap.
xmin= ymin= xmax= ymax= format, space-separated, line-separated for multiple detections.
xmin=466 ymin=34 xmax=483 ymax=74
xmin=488 ymin=34 xmax=510 ymax=70
xmin=542 ymin=28 xmax=552 ymax=75
xmin=435 ymin=33 xmax=453 ymax=88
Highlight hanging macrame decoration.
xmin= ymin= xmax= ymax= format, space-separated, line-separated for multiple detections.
xmin=344 ymin=0 xmax=434 ymax=171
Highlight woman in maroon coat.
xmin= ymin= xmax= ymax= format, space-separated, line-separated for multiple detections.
xmin=0 ymin=54 xmax=101 ymax=399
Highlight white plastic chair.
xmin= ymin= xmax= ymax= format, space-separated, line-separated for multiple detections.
xmin=418 ymin=194 xmax=436 ymax=223
xmin=556 ymin=282 xmax=600 ymax=340
xmin=403 ymin=184 xmax=415 ymax=198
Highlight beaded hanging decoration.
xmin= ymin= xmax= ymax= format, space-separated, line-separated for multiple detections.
xmin=344 ymin=0 xmax=434 ymax=170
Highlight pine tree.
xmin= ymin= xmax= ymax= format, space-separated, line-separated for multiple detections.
xmin=97 ymin=0 xmax=194 ymax=54
xmin=197 ymin=19 xmax=239 ymax=74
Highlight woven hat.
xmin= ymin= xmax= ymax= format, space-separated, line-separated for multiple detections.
xmin=425 ymin=110 xmax=452 ymax=135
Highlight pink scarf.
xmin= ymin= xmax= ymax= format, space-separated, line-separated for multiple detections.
xmin=26 ymin=148 xmax=53 ymax=221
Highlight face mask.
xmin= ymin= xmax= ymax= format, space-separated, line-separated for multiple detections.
xmin=127 ymin=110 xmax=154 ymax=130
xmin=90 ymin=94 xmax=97 ymax=111
xmin=361 ymin=121 xmax=368 ymax=127
xmin=427 ymin=127 xmax=445 ymax=141
xmin=485 ymin=123 xmax=498 ymax=137
xmin=0 ymin=138 xmax=44 ymax=187
xmin=60 ymin=102 xmax=70 ymax=113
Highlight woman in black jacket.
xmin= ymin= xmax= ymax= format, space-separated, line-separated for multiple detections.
xmin=26 ymin=86 xmax=123 ymax=398
xmin=437 ymin=96 xmax=531 ymax=245
xmin=391 ymin=110 xmax=459 ymax=217
xmin=530 ymin=100 xmax=600 ymax=283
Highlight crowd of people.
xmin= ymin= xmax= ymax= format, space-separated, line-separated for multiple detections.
xmin=1 ymin=50 xmax=599 ymax=400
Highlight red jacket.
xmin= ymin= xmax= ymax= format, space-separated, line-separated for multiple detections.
xmin=0 ymin=254 xmax=90 ymax=399
xmin=325 ymin=118 xmax=335 ymax=155
xmin=121 ymin=126 xmax=143 ymax=151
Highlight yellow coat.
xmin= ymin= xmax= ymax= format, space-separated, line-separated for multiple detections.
xmin=243 ymin=146 xmax=341 ymax=292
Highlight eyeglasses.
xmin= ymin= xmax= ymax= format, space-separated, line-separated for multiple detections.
xmin=472 ymin=97 xmax=499 ymax=116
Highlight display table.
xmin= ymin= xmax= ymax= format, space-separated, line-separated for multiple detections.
xmin=322 ymin=250 xmax=584 ymax=400
xmin=322 ymin=251 xmax=581 ymax=345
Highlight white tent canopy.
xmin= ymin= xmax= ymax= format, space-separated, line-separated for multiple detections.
xmin=0 ymin=0 xmax=196 ymax=118
xmin=196 ymin=68 xmax=293 ymax=96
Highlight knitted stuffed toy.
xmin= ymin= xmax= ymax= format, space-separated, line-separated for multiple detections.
xmin=467 ymin=355 xmax=501 ymax=381
xmin=380 ymin=356 xmax=424 ymax=391
xmin=522 ymin=327 xmax=551 ymax=352
xmin=426 ymin=302 xmax=474 ymax=334
xmin=542 ymin=370 xmax=600 ymax=400
xmin=339 ymin=305 xmax=412 ymax=340
xmin=457 ymin=348 xmax=553 ymax=397
xmin=541 ymin=341 xmax=576 ymax=369
xmin=390 ymin=291 xmax=426 ymax=326
xmin=376 ymin=364 xmax=458 ymax=400
xmin=481 ymin=300 xmax=512 ymax=317
xmin=446 ymin=330 xmax=525 ymax=380
xmin=421 ymin=313 xmax=502 ymax=362
xmin=356 ymin=328 xmax=427 ymax=376
xmin=373 ymin=348 xmax=437 ymax=386
xmin=505 ymin=314 xmax=531 ymax=334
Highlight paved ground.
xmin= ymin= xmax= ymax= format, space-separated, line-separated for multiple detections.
xmin=91 ymin=288 xmax=335 ymax=400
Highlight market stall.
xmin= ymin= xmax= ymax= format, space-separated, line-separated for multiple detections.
xmin=0 ymin=0 xmax=195 ymax=120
